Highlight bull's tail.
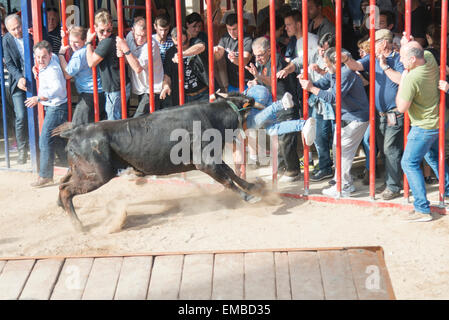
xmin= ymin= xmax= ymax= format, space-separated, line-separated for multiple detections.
xmin=52 ymin=122 xmax=74 ymax=138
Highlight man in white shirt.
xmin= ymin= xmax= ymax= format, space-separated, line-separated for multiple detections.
xmin=117 ymin=17 xmax=164 ymax=116
xmin=25 ymin=40 xmax=68 ymax=187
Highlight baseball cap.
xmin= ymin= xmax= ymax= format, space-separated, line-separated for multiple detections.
xmin=372 ymin=29 xmax=393 ymax=42
xmin=244 ymin=85 xmax=272 ymax=107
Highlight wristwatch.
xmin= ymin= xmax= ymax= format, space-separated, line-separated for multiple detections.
xmin=382 ymin=65 xmax=391 ymax=71
xmin=124 ymin=50 xmax=132 ymax=56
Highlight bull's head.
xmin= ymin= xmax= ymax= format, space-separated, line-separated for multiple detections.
xmin=215 ymin=91 xmax=259 ymax=126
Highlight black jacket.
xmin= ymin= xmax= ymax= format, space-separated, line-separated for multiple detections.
xmin=2 ymin=32 xmax=27 ymax=94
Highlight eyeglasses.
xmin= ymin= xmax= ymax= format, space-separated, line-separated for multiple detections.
xmin=98 ymin=28 xmax=112 ymax=34
xmin=254 ymin=51 xmax=267 ymax=58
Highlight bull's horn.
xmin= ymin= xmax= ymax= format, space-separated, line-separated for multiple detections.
xmin=215 ymin=89 xmax=228 ymax=98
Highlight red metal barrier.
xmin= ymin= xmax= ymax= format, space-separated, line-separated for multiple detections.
xmin=237 ymin=0 xmax=245 ymax=92
xmin=439 ymin=0 xmax=448 ymax=205
xmin=302 ymin=0 xmax=310 ymax=194
xmin=253 ymin=0 xmax=257 ymax=24
xmin=145 ymin=0 xmax=156 ymax=113
xmin=60 ymin=0 xmax=72 ymax=122
xmin=116 ymin=0 xmax=128 ymax=119
xmin=335 ymin=0 xmax=342 ymax=196
xmin=175 ymin=0 xmax=185 ymax=105
xmin=403 ymin=0 xmax=411 ymax=200
xmin=88 ymin=0 xmax=100 ymax=122
xmin=207 ymin=0 xmax=215 ymax=101
xmin=200 ymin=0 xmax=204 ymax=16
xmin=369 ymin=0 xmax=376 ymax=199
xmin=270 ymin=0 xmax=278 ymax=187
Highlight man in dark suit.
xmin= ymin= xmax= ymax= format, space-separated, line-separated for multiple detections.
xmin=3 ymin=14 xmax=28 ymax=164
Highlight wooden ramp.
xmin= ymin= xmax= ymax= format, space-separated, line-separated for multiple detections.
xmin=0 ymin=247 xmax=395 ymax=300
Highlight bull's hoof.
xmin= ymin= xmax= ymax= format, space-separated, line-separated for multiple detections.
xmin=72 ymin=220 xmax=86 ymax=233
xmin=57 ymin=197 xmax=63 ymax=208
xmin=245 ymin=194 xmax=262 ymax=204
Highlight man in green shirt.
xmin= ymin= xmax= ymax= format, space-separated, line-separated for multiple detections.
xmin=397 ymin=39 xmax=449 ymax=221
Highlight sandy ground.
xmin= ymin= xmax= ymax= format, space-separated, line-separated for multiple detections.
xmin=0 ymin=170 xmax=449 ymax=300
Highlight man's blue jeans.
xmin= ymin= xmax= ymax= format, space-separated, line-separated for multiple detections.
xmin=105 ymin=83 xmax=131 ymax=120
xmin=401 ymin=126 xmax=449 ymax=213
xmin=314 ymin=113 xmax=334 ymax=173
xmin=248 ymin=100 xmax=305 ymax=135
xmin=39 ymin=104 xmax=68 ymax=179
xmin=11 ymin=89 xmax=28 ymax=152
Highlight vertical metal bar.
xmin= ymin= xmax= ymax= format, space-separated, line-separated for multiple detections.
xmin=335 ymin=0 xmax=342 ymax=196
xmin=270 ymin=0 xmax=277 ymax=188
xmin=237 ymin=0 xmax=246 ymax=179
xmin=88 ymin=0 xmax=101 ymax=122
xmin=175 ymin=0 xmax=184 ymax=105
xmin=60 ymin=0 xmax=73 ymax=122
xmin=439 ymin=0 xmax=448 ymax=205
xmin=369 ymin=0 xmax=376 ymax=199
xmin=116 ymin=0 xmax=128 ymax=119
xmin=207 ymin=0 xmax=215 ymax=101
xmin=22 ymin=0 xmax=40 ymax=173
xmin=302 ymin=0 xmax=310 ymax=195
xmin=31 ymin=0 xmax=44 ymax=134
xmin=403 ymin=0 xmax=411 ymax=200
xmin=145 ymin=0 xmax=155 ymax=113
xmin=253 ymin=0 xmax=257 ymax=25
xmin=200 ymin=0 xmax=204 ymax=16
xmin=0 ymin=32 xmax=10 ymax=168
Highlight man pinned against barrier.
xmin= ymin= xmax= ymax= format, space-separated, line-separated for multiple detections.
xmin=343 ymin=29 xmax=405 ymax=200
xmin=117 ymin=17 xmax=164 ymax=115
xmin=58 ymin=26 xmax=106 ymax=125
xmin=246 ymin=37 xmax=302 ymax=182
xmin=397 ymin=38 xmax=449 ymax=222
xmin=300 ymin=47 xmax=370 ymax=197
xmin=25 ymin=41 xmax=68 ymax=188
xmin=161 ymin=27 xmax=209 ymax=106
xmin=3 ymin=14 xmax=29 ymax=164
xmin=86 ymin=9 xmax=131 ymax=120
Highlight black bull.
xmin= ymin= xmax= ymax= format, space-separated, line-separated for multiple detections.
xmin=54 ymin=93 xmax=265 ymax=232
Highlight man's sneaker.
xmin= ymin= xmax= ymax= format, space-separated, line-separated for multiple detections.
xmin=310 ymin=169 xmax=334 ymax=182
xmin=302 ymin=118 xmax=316 ymax=146
xmin=31 ymin=177 xmax=53 ymax=188
xmin=404 ymin=210 xmax=433 ymax=222
xmin=281 ymin=92 xmax=294 ymax=109
xmin=376 ymin=183 xmax=387 ymax=194
xmin=322 ymin=184 xmax=355 ymax=197
xmin=381 ymin=188 xmax=401 ymax=200
xmin=278 ymin=172 xmax=302 ymax=183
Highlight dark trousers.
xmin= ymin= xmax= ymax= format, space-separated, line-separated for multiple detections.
xmin=133 ymin=93 xmax=162 ymax=118
xmin=71 ymin=92 xmax=106 ymax=126
xmin=376 ymin=112 xmax=404 ymax=193
xmin=314 ymin=113 xmax=334 ymax=173
xmin=11 ymin=89 xmax=28 ymax=152
xmin=276 ymin=107 xmax=301 ymax=174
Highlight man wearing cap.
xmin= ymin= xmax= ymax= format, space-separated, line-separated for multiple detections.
xmin=343 ymin=29 xmax=405 ymax=200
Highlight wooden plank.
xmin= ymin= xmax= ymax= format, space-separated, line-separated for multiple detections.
xmin=319 ymin=250 xmax=358 ymax=300
xmin=82 ymin=257 xmax=123 ymax=300
xmin=244 ymin=252 xmax=276 ymax=300
xmin=19 ymin=259 xmax=64 ymax=300
xmin=115 ymin=256 xmax=153 ymax=300
xmin=50 ymin=258 xmax=94 ymax=300
xmin=289 ymin=251 xmax=324 ymax=300
xmin=347 ymin=248 xmax=393 ymax=300
xmin=274 ymin=252 xmax=291 ymax=300
xmin=212 ymin=253 xmax=244 ymax=300
xmin=147 ymin=255 xmax=183 ymax=300
xmin=179 ymin=254 xmax=214 ymax=300
xmin=0 ymin=260 xmax=35 ymax=300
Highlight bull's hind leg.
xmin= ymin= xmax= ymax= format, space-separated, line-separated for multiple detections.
xmin=57 ymin=168 xmax=72 ymax=208
xmin=196 ymin=164 xmax=259 ymax=203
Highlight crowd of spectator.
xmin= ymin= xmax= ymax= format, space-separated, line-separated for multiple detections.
xmin=1 ymin=0 xmax=448 ymax=222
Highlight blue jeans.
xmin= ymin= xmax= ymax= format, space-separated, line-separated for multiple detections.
xmin=105 ymin=83 xmax=131 ymax=120
xmin=314 ymin=113 xmax=334 ymax=173
xmin=11 ymin=89 xmax=28 ymax=152
xmin=401 ymin=126 xmax=449 ymax=213
xmin=248 ymin=100 xmax=305 ymax=136
xmin=361 ymin=124 xmax=379 ymax=170
xmin=39 ymin=104 xmax=68 ymax=179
